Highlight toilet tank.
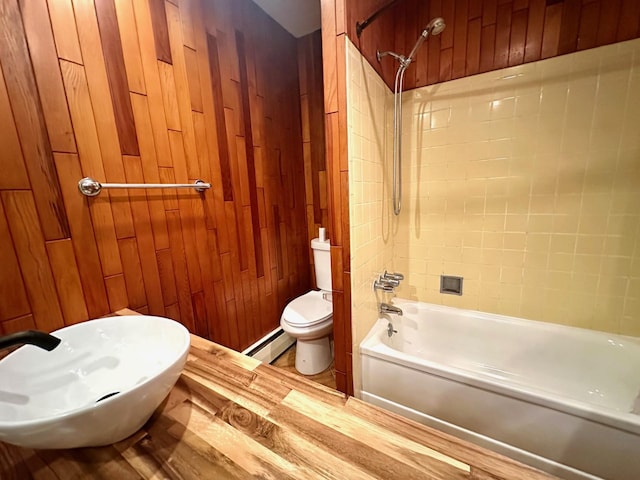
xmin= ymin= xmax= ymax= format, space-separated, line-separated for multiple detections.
xmin=311 ymin=238 xmax=332 ymax=291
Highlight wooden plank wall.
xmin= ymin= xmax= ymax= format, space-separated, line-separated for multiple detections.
xmin=347 ymin=0 xmax=640 ymax=90
xmin=298 ymin=30 xmax=329 ymax=288
xmin=0 ymin=0 xmax=310 ymax=352
xmin=320 ymin=0 xmax=352 ymax=395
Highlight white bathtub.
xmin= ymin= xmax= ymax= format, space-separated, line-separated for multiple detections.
xmin=360 ymin=300 xmax=640 ymax=480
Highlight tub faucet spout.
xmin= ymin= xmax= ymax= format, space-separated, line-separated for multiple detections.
xmin=380 ymin=303 xmax=403 ymax=316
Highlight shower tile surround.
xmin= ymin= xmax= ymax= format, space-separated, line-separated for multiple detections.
xmin=348 ymin=38 xmax=640 ymax=392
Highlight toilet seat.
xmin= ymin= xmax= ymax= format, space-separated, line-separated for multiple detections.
xmin=281 ymin=291 xmax=332 ymax=328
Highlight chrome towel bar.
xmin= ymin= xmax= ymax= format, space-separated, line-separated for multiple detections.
xmin=78 ymin=177 xmax=211 ymax=197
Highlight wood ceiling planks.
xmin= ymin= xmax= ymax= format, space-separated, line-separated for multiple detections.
xmin=348 ymin=0 xmax=640 ymax=91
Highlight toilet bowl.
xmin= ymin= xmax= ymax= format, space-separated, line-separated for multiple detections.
xmin=280 ymin=290 xmax=333 ymax=375
xmin=280 ymin=237 xmax=333 ymax=375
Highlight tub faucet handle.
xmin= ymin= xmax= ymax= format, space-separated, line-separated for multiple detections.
xmin=383 ymin=270 xmax=404 ymax=281
xmin=373 ymin=279 xmax=395 ymax=292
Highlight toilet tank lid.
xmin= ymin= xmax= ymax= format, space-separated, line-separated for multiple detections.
xmin=311 ymin=238 xmax=330 ymax=251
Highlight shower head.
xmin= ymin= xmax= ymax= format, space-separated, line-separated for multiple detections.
xmin=378 ymin=17 xmax=447 ymax=67
xmin=405 ymin=17 xmax=446 ymax=63
xmin=426 ymin=17 xmax=446 ymax=36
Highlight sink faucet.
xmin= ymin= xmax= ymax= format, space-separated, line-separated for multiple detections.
xmin=379 ymin=303 xmax=403 ymax=316
xmin=0 ymin=330 xmax=61 ymax=352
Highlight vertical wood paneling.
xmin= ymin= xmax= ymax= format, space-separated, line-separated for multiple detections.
xmin=0 ymin=67 xmax=30 ymax=190
xmin=20 ymin=0 xmax=77 ymax=153
xmin=104 ymin=274 xmax=129 ymax=311
xmin=165 ymin=2 xmax=199 ymax=177
xmin=71 ymin=0 xmax=137 ymax=240
xmin=0 ymin=315 xmax=36 ymax=335
xmin=95 ymin=0 xmax=140 ymax=156
xmin=617 ymin=0 xmax=640 ymax=42
xmin=206 ymin=33 xmax=233 ymax=202
xmin=54 ymin=152 xmax=111 ymax=319
xmin=452 ymin=0 xmax=468 ymax=79
xmin=0 ymin=0 xmax=70 ymax=241
xmin=595 ymin=0 xmax=620 ymax=46
xmin=524 ymin=0 xmax=545 ymax=62
xmin=157 ymin=61 xmax=181 ymax=131
xmin=149 ymin=0 xmax=172 ymax=63
xmin=156 ymin=248 xmax=178 ymax=307
xmin=184 ymin=46 xmax=203 ymax=113
xmin=122 ymin=155 xmax=165 ymax=317
xmin=558 ymin=0 xmax=582 ymax=55
xmin=494 ymin=1 xmax=512 ymax=69
xmin=1 ymin=0 xmax=310 ymax=356
xmin=577 ymin=1 xmax=601 ymax=51
xmin=46 ymin=0 xmax=83 ymax=64
xmin=235 ymin=30 xmax=264 ymax=278
xmin=130 ymin=93 xmax=170 ymax=250
xmin=298 ymin=31 xmax=328 ymax=287
xmin=0 ymin=201 xmax=30 ymax=321
xmin=119 ymin=237 xmax=148 ymax=309
xmin=321 ymin=0 xmax=352 ymax=395
xmin=466 ymin=17 xmax=482 ymax=75
xmin=541 ymin=3 xmax=562 ymax=59
xmin=60 ymin=59 xmax=123 ymax=278
xmin=508 ymin=8 xmax=528 ymax=66
xmin=166 ymin=210 xmax=195 ymax=332
xmin=321 ymin=0 xmax=338 ymax=114
xmin=1 ymin=191 xmax=65 ymax=332
xmin=46 ymin=239 xmax=89 ymax=325
xmin=132 ymin=0 xmax=173 ymax=167
xmin=113 ymin=0 xmax=146 ymax=95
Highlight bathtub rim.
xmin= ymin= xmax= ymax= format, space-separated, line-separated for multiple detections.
xmin=360 ymin=308 xmax=640 ymax=437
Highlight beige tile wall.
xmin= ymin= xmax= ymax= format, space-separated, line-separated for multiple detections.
xmin=348 ymin=38 xmax=640 ymax=395
xmin=346 ymin=38 xmax=395 ymax=394
xmin=393 ymin=39 xmax=640 ymax=335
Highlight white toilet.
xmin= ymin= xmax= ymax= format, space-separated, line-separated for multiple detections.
xmin=280 ymin=237 xmax=333 ymax=375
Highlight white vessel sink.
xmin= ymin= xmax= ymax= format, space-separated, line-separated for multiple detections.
xmin=0 ymin=315 xmax=190 ymax=449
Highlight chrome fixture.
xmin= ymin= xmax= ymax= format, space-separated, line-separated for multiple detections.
xmin=373 ymin=270 xmax=404 ymax=293
xmin=387 ymin=322 xmax=398 ymax=337
xmin=78 ymin=177 xmax=211 ymax=197
xmin=373 ymin=279 xmax=396 ymax=292
xmin=382 ymin=270 xmax=404 ymax=281
xmin=380 ymin=303 xmax=403 ymax=316
xmin=377 ymin=17 xmax=446 ymax=215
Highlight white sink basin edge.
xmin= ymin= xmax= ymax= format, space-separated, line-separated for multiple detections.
xmin=0 ymin=315 xmax=190 ymax=449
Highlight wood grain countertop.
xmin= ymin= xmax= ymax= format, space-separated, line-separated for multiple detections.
xmin=0 ymin=333 xmax=556 ymax=479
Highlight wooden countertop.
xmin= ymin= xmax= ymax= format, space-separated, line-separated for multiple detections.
xmin=0 ymin=334 xmax=555 ymax=479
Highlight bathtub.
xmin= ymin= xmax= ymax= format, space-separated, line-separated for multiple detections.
xmin=360 ymin=300 xmax=640 ymax=480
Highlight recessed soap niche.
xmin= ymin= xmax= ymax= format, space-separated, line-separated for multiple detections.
xmin=440 ymin=275 xmax=463 ymax=295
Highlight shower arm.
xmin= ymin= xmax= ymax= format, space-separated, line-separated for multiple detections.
xmin=377 ymin=50 xmax=409 ymax=68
